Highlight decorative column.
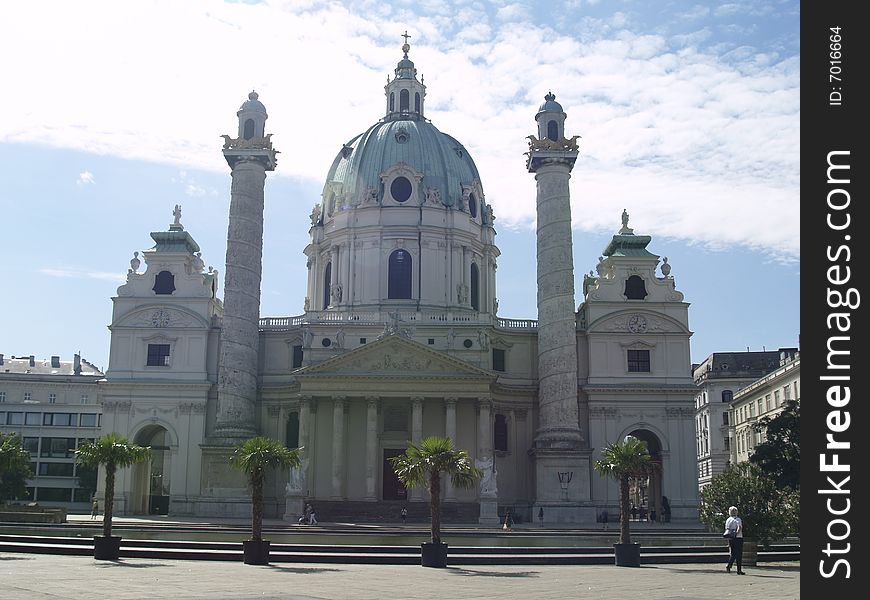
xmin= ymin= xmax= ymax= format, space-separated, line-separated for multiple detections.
xmin=212 ymin=91 xmax=278 ymax=443
xmin=526 ymin=92 xmax=593 ymax=523
xmin=410 ymin=396 xmax=424 ymax=502
xmin=365 ymin=396 xmax=379 ymax=501
xmin=331 ymin=396 xmax=346 ymax=499
xmin=444 ymin=397 xmax=458 ymax=501
xmin=285 ymin=395 xmax=312 ymax=520
xmin=476 ymin=397 xmax=499 ymax=524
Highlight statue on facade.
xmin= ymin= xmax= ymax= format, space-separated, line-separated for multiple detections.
xmin=331 ymin=282 xmax=343 ymax=303
xmin=302 ymin=327 xmax=314 ymax=348
xmin=286 ymin=458 xmax=308 ymax=494
xmin=192 ymin=252 xmax=205 ymax=273
xmin=309 ymin=203 xmax=322 ymax=225
xmin=173 ymin=204 xmax=182 ymax=227
xmin=661 ymin=257 xmax=672 ymax=277
xmin=130 ymin=251 xmax=141 ymax=274
xmin=335 ymin=328 xmax=345 ymax=349
xmin=476 ymin=456 xmax=497 ymax=497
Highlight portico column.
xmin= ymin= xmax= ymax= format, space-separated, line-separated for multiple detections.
xmin=298 ymin=396 xmax=312 ymax=451
xmin=365 ymin=396 xmax=379 ymax=501
xmin=444 ymin=397 xmax=458 ymax=501
xmin=411 ymin=396 xmax=424 ymax=502
xmin=477 ymin=397 xmax=492 ymax=459
xmin=331 ymin=395 xmax=346 ymax=499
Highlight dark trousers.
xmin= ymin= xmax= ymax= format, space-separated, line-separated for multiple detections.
xmin=727 ymin=537 xmax=744 ymax=571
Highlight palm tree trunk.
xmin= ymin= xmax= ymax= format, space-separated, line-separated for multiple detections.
xmin=252 ymin=469 xmax=263 ymax=541
xmin=620 ymin=475 xmax=631 ymax=544
xmin=430 ymin=471 xmax=441 ymax=544
xmin=103 ymin=464 xmax=116 ymax=539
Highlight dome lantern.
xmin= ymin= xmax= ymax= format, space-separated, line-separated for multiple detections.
xmin=385 ymin=31 xmax=426 ymax=120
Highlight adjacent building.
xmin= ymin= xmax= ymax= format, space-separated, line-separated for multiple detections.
xmin=0 ymin=353 xmax=103 ymax=508
xmin=729 ymin=349 xmax=800 ymax=464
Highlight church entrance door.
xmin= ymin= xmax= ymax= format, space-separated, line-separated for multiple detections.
xmin=382 ymin=449 xmax=407 ymax=500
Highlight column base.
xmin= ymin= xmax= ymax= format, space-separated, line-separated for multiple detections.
xmin=478 ymin=498 xmax=500 ymax=525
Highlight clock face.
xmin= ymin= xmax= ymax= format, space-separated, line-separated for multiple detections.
xmin=628 ymin=314 xmax=648 ymax=333
xmin=151 ymin=310 xmax=170 ymax=328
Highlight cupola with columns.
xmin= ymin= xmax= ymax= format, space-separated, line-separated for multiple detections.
xmin=384 ymin=31 xmax=426 ymax=120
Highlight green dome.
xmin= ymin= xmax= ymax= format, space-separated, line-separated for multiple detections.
xmin=537 ymin=92 xmax=563 ymax=114
xmin=239 ymin=91 xmax=267 ymax=114
xmin=325 ymin=119 xmax=481 ymax=208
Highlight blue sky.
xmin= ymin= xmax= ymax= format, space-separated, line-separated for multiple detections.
xmin=0 ymin=0 xmax=799 ymax=369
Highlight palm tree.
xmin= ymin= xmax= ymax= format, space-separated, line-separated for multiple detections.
xmin=74 ymin=433 xmax=151 ymax=559
xmin=389 ymin=436 xmax=482 ymax=566
xmin=228 ymin=437 xmax=302 ymax=546
xmin=593 ymin=436 xmax=655 ymax=548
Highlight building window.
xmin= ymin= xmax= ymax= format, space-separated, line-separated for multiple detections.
xmin=627 ymin=349 xmax=650 ymax=372
xmin=624 ymin=275 xmax=648 ymax=300
xmin=79 ymin=414 xmax=99 ymax=427
xmin=23 ymin=392 xmax=32 ymax=402
xmin=323 ymin=262 xmax=332 ymax=309
xmin=26 ymin=412 xmax=41 ymax=426
xmin=0 ymin=391 xmax=5 ymax=403
xmin=146 ymin=344 xmax=171 ymax=367
xmin=766 ymin=394 xmax=772 ymax=412
xmin=722 ymin=412 xmax=729 ymax=425
xmin=492 ymin=348 xmax=506 ymax=372
xmin=44 ymin=413 xmax=74 ymax=426
xmin=724 ymin=437 xmax=730 ymax=451
xmin=286 ymin=412 xmax=299 ymax=448
xmin=493 ymin=414 xmax=508 ymax=452
xmin=243 ymin=118 xmax=255 ymax=140
xmin=152 ymin=270 xmax=176 ymax=295
xmin=390 ymin=176 xmax=412 ymax=202
xmin=470 ymin=263 xmax=480 ymax=311
xmin=389 ymin=92 xmax=395 ymax=112
xmin=783 ymin=385 xmax=791 ymax=400
xmin=774 ymin=390 xmax=781 ymax=407
xmin=721 ymin=390 xmax=733 ymax=403
xmin=22 ymin=437 xmax=39 ymax=456
xmin=388 ymin=250 xmax=412 ymax=299
xmin=80 ymin=394 xmax=89 ymax=405
xmin=39 ymin=462 xmax=75 ymax=477
xmin=400 ymin=89 xmax=409 ymax=111
xmin=292 ymin=345 xmax=304 ymax=369
xmin=415 ymin=92 xmax=420 ymax=112
xmin=468 ymin=193 xmax=478 ymax=218
xmin=40 ymin=438 xmax=76 ymax=458
xmin=7 ymin=412 xmax=23 ymax=425
xmin=48 ymin=393 xmax=57 ymax=404
xmin=547 ymin=120 xmax=558 ymax=141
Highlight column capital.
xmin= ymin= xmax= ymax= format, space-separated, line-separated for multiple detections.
xmin=366 ymin=395 xmax=380 ymax=407
xmin=411 ymin=396 xmax=424 ymax=407
xmin=444 ymin=396 xmax=458 ymax=408
xmin=477 ymin=396 xmax=492 ymax=409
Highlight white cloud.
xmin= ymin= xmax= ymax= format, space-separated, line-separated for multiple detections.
xmin=1 ymin=0 xmax=799 ymax=261
xmin=77 ymin=171 xmax=95 ymax=185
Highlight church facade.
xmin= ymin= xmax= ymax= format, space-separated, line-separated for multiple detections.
xmin=100 ymin=41 xmax=699 ymax=524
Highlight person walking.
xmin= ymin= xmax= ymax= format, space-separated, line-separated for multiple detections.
xmin=400 ymin=505 xmax=407 ymax=525
xmin=308 ymin=504 xmax=318 ymax=526
xmin=91 ymin=498 xmax=99 ymax=520
xmin=724 ymin=505 xmax=745 ymax=574
xmin=503 ymin=509 xmax=513 ymax=532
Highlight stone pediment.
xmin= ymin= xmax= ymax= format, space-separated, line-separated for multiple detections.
xmin=587 ymin=310 xmax=689 ymax=334
xmin=296 ymin=334 xmax=495 ymax=380
xmin=114 ymin=305 xmax=210 ymax=329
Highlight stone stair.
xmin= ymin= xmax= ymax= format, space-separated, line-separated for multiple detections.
xmin=305 ymin=500 xmax=480 ymax=524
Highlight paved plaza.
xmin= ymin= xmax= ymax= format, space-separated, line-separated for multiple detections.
xmin=0 ymin=553 xmax=799 ymax=600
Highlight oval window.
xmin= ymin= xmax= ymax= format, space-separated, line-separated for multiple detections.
xmin=390 ymin=176 xmax=412 ymax=203
xmin=468 ymin=193 xmax=478 ymax=218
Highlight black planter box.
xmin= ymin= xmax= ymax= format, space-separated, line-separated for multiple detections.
xmin=93 ymin=535 xmax=122 ymax=561
xmin=614 ymin=542 xmax=641 ymax=567
xmin=421 ymin=541 xmax=448 ymax=568
xmin=243 ymin=539 xmax=271 ymax=565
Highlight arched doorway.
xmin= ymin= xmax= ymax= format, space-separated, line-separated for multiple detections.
xmin=628 ymin=428 xmax=665 ymax=523
xmin=132 ymin=425 xmax=172 ymax=515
